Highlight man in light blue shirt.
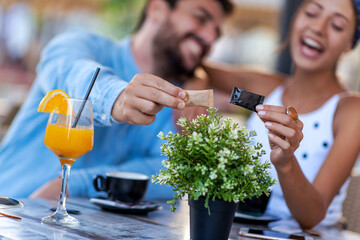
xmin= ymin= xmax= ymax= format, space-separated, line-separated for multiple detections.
xmin=0 ymin=0 xmax=233 ymax=199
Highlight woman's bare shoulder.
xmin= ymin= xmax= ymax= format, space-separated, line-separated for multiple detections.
xmin=334 ymin=92 xmax=360 ymax=134
xmin=337 ymin=92 xmax=360 ymax=111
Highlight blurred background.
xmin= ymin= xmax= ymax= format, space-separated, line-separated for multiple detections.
xmin=0 ymin=0 xmax=145 ymax=139
xmin=0 ymin=0 xmax=359 ymax=231
xmin=0 ymin=0 xmax=359 ymax=147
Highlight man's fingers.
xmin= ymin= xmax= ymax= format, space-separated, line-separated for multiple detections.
xmin=113 ymin=73 xmax=187 ymax=124
xmin=132 ymin=73 xmax=186 ymax=109
xmin=135 ymin=73 xmax=186 ymax=99
xmin=139 ymin=87 xmax=185 ymax=109
xmin=135 ymin=98 xmax=164 ymax=115
xmin=122 ymin=108 xmax=156 ymax=125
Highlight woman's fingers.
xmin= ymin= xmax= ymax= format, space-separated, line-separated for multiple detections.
xmin=256 ymin=104 xmax=285 ymax=114
xmin=256 ymin=105 xmax=302 ymax=127
xmin=265 ymin=121 xmax=303 ymax=148
xmin=268 ymin=132 xmax=292 ymax=152
xmin=256 ymin=104 xmax=304 ymax=165
xmin=257 ymin=109 xmax=295 ymax=127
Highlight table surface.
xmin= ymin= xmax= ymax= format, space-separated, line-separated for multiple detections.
xmin=1 ymin=198 xmax=360 ymax=240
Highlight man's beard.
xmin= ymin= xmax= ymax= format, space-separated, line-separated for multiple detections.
xmin=152 ymin=23 xmax=205 ymax=84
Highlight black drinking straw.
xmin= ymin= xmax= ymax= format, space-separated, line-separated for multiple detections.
xmin=71 ymin=67 xmax=100 ymax=128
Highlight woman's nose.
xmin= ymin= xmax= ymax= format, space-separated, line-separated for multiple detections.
xmin=310 ymin=17 xmax=328 ymax=37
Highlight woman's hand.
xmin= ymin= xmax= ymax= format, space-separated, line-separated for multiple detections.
xmin=29 ymin=177 xmax=63 ymax=200
xmin=256 ymin=105 xmax=304 ymax=170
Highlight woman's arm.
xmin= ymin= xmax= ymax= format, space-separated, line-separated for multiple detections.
xmin=202 ymin=60 xmax=286 ymax=96
xmin=256 ymin=95 xmax=360 ymax=229
xmin=308 ymin=95 xmax=360 ymax=224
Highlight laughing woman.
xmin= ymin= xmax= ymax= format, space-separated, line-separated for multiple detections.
xmin=204 ymin=0 xmax=360 ymax=229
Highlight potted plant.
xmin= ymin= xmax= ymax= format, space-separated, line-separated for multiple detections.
xmin=152 ymin=108 xmax=275 ymax=240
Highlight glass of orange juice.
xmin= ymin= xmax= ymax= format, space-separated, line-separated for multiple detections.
xmin=41 ymin=98 xmax=94 ymax=226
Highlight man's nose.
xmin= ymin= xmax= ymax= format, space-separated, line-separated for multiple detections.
xmin=197 ymin=24 xmax=219 ymax=45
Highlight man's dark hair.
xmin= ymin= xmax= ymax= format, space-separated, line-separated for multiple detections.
xmin=133 ymin=0 xmax=234 ymax=32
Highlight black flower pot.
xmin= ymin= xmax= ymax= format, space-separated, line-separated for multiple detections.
xmin=188 ymin=197 xmax=239 ymax=240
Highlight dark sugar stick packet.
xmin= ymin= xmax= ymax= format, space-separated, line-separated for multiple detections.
xmin=229 ymin=87 xmax=265 ymax=112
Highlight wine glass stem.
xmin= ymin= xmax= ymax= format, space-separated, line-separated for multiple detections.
xmin=56 ymin=163 xmax=71 ymax=214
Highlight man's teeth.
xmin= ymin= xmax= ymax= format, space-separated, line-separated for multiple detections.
xmin=303 ymin=38 xmax=322 ymax=50
xmin=186 ymin=40 xmax=201 ymax=55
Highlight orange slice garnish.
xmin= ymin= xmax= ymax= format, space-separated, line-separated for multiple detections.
xmin=38 ymin=90 xmax=70 ymax=115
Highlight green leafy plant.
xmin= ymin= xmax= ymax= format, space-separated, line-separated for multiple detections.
xmin=152 ymin=108 xmax=276 ymax=212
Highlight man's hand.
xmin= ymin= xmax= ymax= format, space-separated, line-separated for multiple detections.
xmin=29 ymin=177 xmax=63 ymax=200
xmin=172 ymin=72 xmax=210 ymax=130
xmin=112 ymin=73 xmax=186 ymax=125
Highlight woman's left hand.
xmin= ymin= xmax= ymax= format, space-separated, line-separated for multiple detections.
xmin=29 ymin=177 xmax=63 ymax=200
xmin=256 ymin=105 xmax=303 ymax=169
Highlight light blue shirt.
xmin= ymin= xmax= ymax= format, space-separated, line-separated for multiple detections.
xmin=0 ymin=30 xmax=176 ymax=199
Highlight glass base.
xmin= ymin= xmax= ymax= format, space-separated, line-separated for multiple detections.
xmin=41 ymin=211 xmax=79 ymax=226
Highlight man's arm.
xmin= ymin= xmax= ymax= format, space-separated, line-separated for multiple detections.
xmin=36 ymin=30 xmax=128 ymax=126
xmin=37 ymin=31 xmax=187 ymax=126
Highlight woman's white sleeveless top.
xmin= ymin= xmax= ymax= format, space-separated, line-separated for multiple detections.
xmin=247 ymin=85 xmax=349 ymax=226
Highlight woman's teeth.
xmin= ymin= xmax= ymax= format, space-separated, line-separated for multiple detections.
xmin=302 ymin=38 xmax=323 ymax=51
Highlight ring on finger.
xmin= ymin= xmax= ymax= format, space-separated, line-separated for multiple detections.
xmin=286 ymin=106 xmax=298 ymax=121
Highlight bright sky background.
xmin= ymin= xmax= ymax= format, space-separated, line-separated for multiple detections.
xmin=233 ymin=0 xmax=285 ymax=10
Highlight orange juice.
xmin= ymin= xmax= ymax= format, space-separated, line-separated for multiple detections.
xmin=44 ymin=124 xmax=94 ymax=165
